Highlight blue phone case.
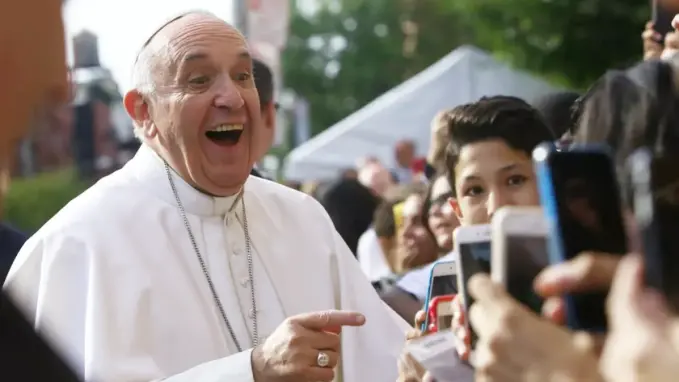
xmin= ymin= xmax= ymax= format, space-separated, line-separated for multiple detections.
xmin=533 ymin=142 xmax=612 ymax=332
xmin=420 ymin=260 xmax=455 ymax=332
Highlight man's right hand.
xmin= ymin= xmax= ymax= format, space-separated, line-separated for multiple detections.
xmin=251 ymin=310 xmax=365 ymax=382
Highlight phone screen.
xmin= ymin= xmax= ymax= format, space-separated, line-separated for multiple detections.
xmin=458 ymin=241 xmax=491 ymax=345
xmin=428 ymin=273 xmax=457 ymax=301
xmin=436 ymin=309 xmax=453 ymax=331
xmin=506 ymin=235 xmax=549 ymax=313
xmin=458 ymin=241 xmax=491 ymax=307
xmin=550 ymin=151 xmax=628 ymax=329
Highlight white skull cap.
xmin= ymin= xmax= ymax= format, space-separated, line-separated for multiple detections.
xmin=133 ymin=10 xmax=219 ymax=64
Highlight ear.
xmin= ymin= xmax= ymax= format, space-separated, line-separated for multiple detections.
xmin=124 ymin=89 xmax=156 ymax=139
xmin=262 ymin=101 xmax=276 ymax=132
xmin=448 ymin=197 xmax=463 ymax=220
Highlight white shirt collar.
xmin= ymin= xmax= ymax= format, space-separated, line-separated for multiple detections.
xmin=127 ymin=144 xmax=242 ymax=217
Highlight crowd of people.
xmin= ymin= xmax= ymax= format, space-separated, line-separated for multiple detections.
xmin=3 ymin=2 xmax=679 ymax=382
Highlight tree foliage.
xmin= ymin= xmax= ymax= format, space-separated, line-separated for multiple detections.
xmin=4 ymin=170 xmax=89 ymax=233
xmin=282 ymin=0 xmax=651 ymax=137
xmin=282 ymin=0 xmax=472 ymax=135
xmin=448 ymin=0 xmax=649 ymax=89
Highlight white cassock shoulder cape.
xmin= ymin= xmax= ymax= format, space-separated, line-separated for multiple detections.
xmin=4 ymin=145 xmax=410 ymax=382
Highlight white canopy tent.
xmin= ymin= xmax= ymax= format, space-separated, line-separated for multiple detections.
xmin=283 ymin=45 xmax=562 ymax=182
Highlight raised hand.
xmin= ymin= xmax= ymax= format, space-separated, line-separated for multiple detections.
xmin=468 ymin=274 xmax=602 ymax=382
xmin=600 ymin=255 xmax=679 ymax=382
xmin=251 ymin=310 xmax=365 ymax=382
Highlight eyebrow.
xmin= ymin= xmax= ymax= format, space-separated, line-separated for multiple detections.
xmin=237 ymin=51 xmax=252 ymax=61
xmin=460 ymin=163 xmax=522 ymax=182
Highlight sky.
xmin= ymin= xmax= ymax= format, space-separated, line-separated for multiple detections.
xmin=64 ymin=0 xmax=235 ymax=92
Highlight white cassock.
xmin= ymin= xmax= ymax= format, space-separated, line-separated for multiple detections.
xmin=4 ymin=145 xmax=410 ymax=382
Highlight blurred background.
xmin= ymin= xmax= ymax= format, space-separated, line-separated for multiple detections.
xmin=2 ymin=0 xmax=653 ymax=233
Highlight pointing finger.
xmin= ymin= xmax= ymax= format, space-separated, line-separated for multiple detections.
xmin=293 ymin=310 xmax=366 ymax=331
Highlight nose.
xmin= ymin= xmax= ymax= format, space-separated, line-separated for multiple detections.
xmin=429 ymin=202 xmax=443 ymax=217
xmin=486 ymin=189 xmax=510 ymax=219
xmin=213 ymin=77 xmax=245 ymax=110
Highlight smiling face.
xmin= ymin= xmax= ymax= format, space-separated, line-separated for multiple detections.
xmin=124 ymin=13 xmax=264 ymax=196
xmin=451 ymin=139 xmax=540 ymax=225
xmin=400 ymin=193 xmax=438 ymax=268
xmin=428 ymin=175 xmax=458 ymax=250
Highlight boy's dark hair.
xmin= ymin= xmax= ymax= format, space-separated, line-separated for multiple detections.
xmin=253 ymin=58 xmax=275 ymax=109
xmin=445 ymin=95 xmax=556 ymax=195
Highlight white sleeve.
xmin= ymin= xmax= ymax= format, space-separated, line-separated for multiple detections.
xmin=330 ymin=226 xmax=411 ymax=382
xmin=162 ymin=350 xmax=254 ymax=382
xmin=5 ymin=234 xmax=257 ymax=382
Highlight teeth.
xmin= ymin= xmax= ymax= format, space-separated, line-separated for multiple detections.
xmin=210 ymin=124 xmax=243 ymax=132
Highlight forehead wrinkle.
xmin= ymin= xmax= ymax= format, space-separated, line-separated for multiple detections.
xmin=157 ymin=15 xmax=245 ymax=64
xmin=137 ymin=13 xmax=248 ymax=93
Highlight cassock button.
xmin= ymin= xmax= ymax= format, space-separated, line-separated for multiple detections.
xmin=248 ymin=308 xmax=259 ymax=319
xmin=240 ymin=277 xmax=250 ymax=287
xmin=233 ymin=247 xmax=243 ymax=256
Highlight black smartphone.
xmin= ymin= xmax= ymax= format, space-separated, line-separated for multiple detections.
xmin=628 ymin=148 xmax=679 ymax=313
xmin=653 ymin=0 xmax=675 ymax=41
xmin=535 ymin=144 xmax=628 ymax=331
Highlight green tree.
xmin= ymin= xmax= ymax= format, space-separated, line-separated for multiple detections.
xmin=283 ymin=0 xmax=652 ymax=140
xmin=448 ymin=0 xmax=650 ymax=89
xmin=282 ymin=0 xmax=473 ymax=136
xmin=4 ymin=170 xmax=89 ymax=233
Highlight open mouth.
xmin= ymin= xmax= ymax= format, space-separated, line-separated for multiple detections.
xmin=205 ymin=124 xmax=244 ymax=146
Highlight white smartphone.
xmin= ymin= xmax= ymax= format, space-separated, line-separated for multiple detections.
xmin=421 ymin=261 xmax=457 ymax=331
xmin=453 ymin=224 xmax=491 ymax=346
xmin=436 ymin=300 xmax=454 ymax=331
xmin=491 ymin=206 xmax=549 ymax=313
